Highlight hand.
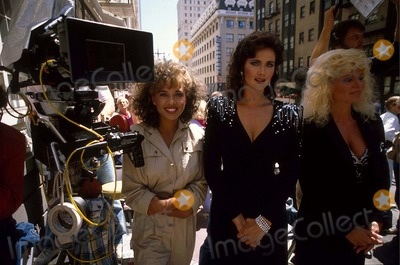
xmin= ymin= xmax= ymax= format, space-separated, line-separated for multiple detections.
xmin=323 ymin=6 xmax=335 ymax=32
xmin=237 ymin=218 xmax=266 ymax=248
xmin=346 ymin=226 xmax=383 ymax=254
xmin=147 ymin=196 xmax=167 ymax=215
xmin=148 ymin=196 xmax=193 ymax=218
xmin=164 ymin=198 xmax=193 ymax=218
xmin=232 ymin=214 xmax=246 ymax=232
xmin=370 ymin=221 xmax=381 ymax=234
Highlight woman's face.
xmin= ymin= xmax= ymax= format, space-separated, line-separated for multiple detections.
xmin=243 ymin=47 xmax=276 ymax=92
xmin=390 ymin=102 xmax=400 ymax=115
xmin=152 ymin=85 xmax=187 ymax=124
xmin=331 ymin=70 xmax=365 ymax=104
xmin=118 ymin=98 xmax=129 ymax=111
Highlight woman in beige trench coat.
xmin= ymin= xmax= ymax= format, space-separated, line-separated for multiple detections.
xmin=122 ymin=60 xmax=208 ymax=265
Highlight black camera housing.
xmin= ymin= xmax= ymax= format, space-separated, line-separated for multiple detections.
xmin=13 ymin=16 xmax=153 ymax=169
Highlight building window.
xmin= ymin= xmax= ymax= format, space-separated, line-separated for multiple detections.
xmin=349 ymin=13 xmax=361 ymax=20
xmin=299 ymin=32 xmax=304 ymax=44
xmin=226 ymin=20 xmax=234 ymax=28
xmin=238 ymin=20 xmax=246 ymax=28
xmin=276 ymin=0 xmax=281 ymax=10
xmin=226 ymin=33 xmax=234 ymax=42
xmin=275 ymin=19 xmax=280 ymax=32
xmin=291 ymin=11 xmax=295 ymax=25
xmin=249 ymin=21 xmax=254 ymax=29
xmin=238 ymin=34 xmax=245 ymax=41
xmin=308 ymin=28 xmax=314 ymax=41
xmin=284 ymin=14 xmax=289 ymax=27
xmin=310 ymin=1 xmax=315 ymax=14
xmin=226 ymin=47 xmax=234 ymax=57
xmin=289 ymin=60 xmax=294 ymax=74
xmin=283 ymin=61 xmax=287 ymax=75
xmin=269 ymin=22 xmax=273 ymax=32
xmin=300 ymin=6 xmax=305 ymax=18
xmin=298 ymin=57 xmax=304 ymax=67
xmin=269 ymin=2 xmax=274 ymax=14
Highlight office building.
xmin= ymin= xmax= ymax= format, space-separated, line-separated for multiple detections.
xmin=190 ymin=0 xmax=255 ymax=93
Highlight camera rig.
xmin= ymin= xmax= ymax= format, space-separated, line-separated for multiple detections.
xmin=1 ymin=10 xmax=155 ymax=262
xmin=5 ymin=15 xmax=154 ymax=170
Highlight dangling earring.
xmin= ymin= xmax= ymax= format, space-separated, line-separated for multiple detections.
xmin=240 ymin=71 xmax=244 ymax=86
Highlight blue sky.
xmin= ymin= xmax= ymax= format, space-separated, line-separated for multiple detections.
xmin=140 ymin=0 xmax=179 ymax=60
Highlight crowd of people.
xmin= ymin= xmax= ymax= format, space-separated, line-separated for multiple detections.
xmin=2 ymin=2 xmax=399 ymax=265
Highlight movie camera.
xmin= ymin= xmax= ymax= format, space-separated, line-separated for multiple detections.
xmin=5 ymin=15 xmax=155 ymax=171
xmin=1 ymin=13 xmax=156 ymax=260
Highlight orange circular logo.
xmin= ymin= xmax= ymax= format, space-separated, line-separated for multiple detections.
xmin=173 ymin=39 xmax=194 ymax=61
xmin=172 ymin=189 xmax=194 ymax=211
xmin=373 ymin=39 xmax=394 ymax=61
xmin=373 ymin=189 xmax=394 ymax=211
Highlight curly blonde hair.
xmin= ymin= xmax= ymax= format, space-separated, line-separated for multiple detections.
xmin=301 ymin=49 xmax=377 ymax=126
xmin=132 ymin=60 xmax=206 ymax=128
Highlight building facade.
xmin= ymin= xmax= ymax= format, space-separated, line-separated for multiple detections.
xmin=177 ymin=0 xmax=213 ymax=67
xmin=255 ymin=0 xmax=399 ymax=98
xmin=190 ymin=0 xmax=255 ymax=94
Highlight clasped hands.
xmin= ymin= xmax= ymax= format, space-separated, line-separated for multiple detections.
xmin=233 ymin=213 xmax=270 ymax=248
xmin=345 ymin=221 xmax=383 ymax=254
xmin=147 ymin=195 xmax=193 ymax=218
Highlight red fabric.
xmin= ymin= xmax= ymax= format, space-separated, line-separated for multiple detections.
xmin=0 ymin=123 xmax=25 ymax=219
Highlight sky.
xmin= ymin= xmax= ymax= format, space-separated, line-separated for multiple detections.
xmin=140 ymin=0 xmax=179 ymax=61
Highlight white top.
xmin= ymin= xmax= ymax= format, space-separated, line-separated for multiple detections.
xmin=380 ymin=111 xmax=400 ymax=142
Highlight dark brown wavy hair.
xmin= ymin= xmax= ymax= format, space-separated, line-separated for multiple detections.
xmin=132 ymin=60 xmax=206 ymax=128
xmin=227 ymin=31 xmax=283 ymax=97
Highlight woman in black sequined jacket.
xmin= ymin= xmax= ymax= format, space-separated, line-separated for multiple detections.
xmin=202 ymin=31 xmax=302 ymax=265
xmin=294 ymin=49 xmax=390 ymax=265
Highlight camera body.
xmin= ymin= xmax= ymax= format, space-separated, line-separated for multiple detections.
xmin=9 ymin=16 xmax=154 ymax=169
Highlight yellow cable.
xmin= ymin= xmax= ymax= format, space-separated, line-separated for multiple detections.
xmin=39 ymin=59 xmax=104 ymax=141
xmin=64 ymin=145 xmax=114 ymax=227
xmin=39 ymin=59 xmax=118 ymax=261
xmin=79 ymin=140 xmax=111 ymax=172
xmin=66 ymin=248 xmax=115 ymax=263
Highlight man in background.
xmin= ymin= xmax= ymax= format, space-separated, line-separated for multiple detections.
xmin=0 ymin=86 xmax=26 ymax=265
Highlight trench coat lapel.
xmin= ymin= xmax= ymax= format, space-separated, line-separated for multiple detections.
xmin=144 ymin=121 xmax=188 ymax=163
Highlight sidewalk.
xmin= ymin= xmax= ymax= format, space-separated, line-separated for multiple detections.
xmin=117 ymin=209 xmax=399 ymax=265
xmin=117 ymin=171 xmax=400 ymax=265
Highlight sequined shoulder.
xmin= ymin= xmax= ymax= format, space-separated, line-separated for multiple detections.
xmin=206 ymin=96 xmax=236 ymax=126
xmin=273 ymin=101 xmax=303 ymax=135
